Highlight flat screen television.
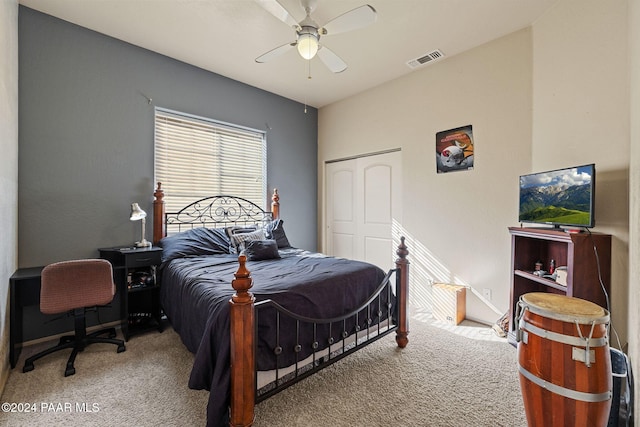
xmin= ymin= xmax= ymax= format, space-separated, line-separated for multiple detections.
xmin=518 ymin=163 xmax=596 ymax=229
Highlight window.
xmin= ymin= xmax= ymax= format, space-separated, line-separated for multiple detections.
xmin=154 ymin=108 xmax=266 ymax=214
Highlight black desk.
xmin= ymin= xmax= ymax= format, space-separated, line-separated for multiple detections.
xmin=9 ymin=267 xmax=121 ymax=368
xmin=10 ymin=267 xmax=43 ymax=368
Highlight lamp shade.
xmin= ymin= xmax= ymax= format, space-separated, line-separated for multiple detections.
xmin=130 ymin=203 xmax=147 ymax=221
xmin=297 ymin=33 xmax=318 ymax=60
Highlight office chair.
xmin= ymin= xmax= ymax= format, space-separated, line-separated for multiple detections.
xmin=23 ymin=259 xmax=126 ymax=376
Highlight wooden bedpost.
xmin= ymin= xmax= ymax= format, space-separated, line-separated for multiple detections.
xmin=271 ymin=188 xmax=280 ymax=219
xmin=395 ymin=236 xmax=410 ymax=348
xmin=153 ymin=182 xmax=165 ymax=244
xmin=229 ymin=255 xmax=256 ymax=427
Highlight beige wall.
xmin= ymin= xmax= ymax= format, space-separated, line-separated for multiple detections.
xmin=319 ymin=0 xmax=631 ymax=335
xmin=532 ymin=0 xmax=630 ymax=343
xmin=627 ymin=0 xmax=640 ymax=415
xmin=319 ymin=28 xmax=533 ymax=323
xmin=0 ymin=0 xmax=20 ymax=394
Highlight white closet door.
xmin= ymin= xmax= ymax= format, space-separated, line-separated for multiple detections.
xmin=326 ymin=162 xmax=357 ymax=259
xmin=325 ymin=151 xmax=401 ymax=269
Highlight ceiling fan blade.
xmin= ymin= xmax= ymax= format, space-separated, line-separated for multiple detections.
xmin=317 ymin=46 xmax=347 ymax=73
xmin=321 ymin=5 xmax=377 ymax=36
xmin=255 ymin=42 xmax=295 ymax=63
xmin=255 ymin=0 xmax=300 ymax=29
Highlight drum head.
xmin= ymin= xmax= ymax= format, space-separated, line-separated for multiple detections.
xmin=520 ymin=292 xmax=609 ymax=324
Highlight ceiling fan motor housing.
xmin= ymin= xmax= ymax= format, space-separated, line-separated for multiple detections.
xmin=297 ymin=25 xmax=319 ymax=41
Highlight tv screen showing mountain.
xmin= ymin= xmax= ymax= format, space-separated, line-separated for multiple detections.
xmin=518 ymin=164 xmax=594 ymax=227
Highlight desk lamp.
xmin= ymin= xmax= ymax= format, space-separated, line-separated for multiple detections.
xmin=130 ymin=203 xmax=151 ymax=248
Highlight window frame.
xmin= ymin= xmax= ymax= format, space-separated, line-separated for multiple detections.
xmin=154 ymin=107 xmax=267 ymax=213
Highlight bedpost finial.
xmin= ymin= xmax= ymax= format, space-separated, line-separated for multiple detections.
xmin=272 ymin=188 xmax=279 ymax=203
xmin=154 ymin=182 xmax=164 ymax=200
xmin=235 ymin=255 xmax=250 ymax=280
xmin=396 ymin=236 xmax=409 ymax=261
xmin=232 ymin=255 xmax=253 ymax=302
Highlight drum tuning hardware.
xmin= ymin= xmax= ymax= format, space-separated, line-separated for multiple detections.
xmin=574 ymin=320 xmax=597 ymax=367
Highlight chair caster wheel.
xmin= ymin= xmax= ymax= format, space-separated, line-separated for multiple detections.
xmin=23 ymin=363 xmax=34 ymax=373
xmin=117 ymin=344 xmax=126 ymax=353
xmin=59 ymin=336 xmax=73 ymax=345
xmin=64 ymin=366 xmax=76 ymax=377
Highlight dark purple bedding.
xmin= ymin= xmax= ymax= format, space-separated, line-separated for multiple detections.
xmin=159 ymin=246 xmax=389 ymax=427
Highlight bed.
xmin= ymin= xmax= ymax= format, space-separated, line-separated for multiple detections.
xmin=151 ymin=183 xmax=409 ymax=427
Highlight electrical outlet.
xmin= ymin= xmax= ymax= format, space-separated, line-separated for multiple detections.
xmin=482 ymin=288 xmax=491 ymax=301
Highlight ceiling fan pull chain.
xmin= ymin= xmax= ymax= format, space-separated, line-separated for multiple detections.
xmin=304 ymin=59 xmax=312 ymax=113
xmin=304 ymin=90 xmax=308 ymax=114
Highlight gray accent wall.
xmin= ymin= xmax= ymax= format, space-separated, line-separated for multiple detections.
xmin=18 ymin=7 xmax=318 ymax=267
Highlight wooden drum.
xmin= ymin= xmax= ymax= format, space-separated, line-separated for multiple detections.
xmin=516 ymin=293 xmax=612 ymax=427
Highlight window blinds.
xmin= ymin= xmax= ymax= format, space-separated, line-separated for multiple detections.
xmin=154 ymin=109 xmax=266 ymax=214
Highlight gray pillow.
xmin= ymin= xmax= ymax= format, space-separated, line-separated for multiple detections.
xmin=159 ymin=227 xmax=230 ymax=263
xmin=243 ymin=239 xmax=280 ymax=261
xmin=264 ymin=219 xmax=291 ymax=248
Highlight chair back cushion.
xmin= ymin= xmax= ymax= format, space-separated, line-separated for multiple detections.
xmin=40 ymin=259 xmax=116 ymax=314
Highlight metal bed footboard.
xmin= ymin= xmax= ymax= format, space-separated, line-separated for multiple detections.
xmin=254 ymin=267 xmax=400 ymax=402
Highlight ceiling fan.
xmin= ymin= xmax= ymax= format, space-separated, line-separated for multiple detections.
xmin=255 ymin=0 xmax=377 ymax=73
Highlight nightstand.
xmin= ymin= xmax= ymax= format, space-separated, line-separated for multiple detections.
xmin=98 ymin=246 xmax=164 ymax=340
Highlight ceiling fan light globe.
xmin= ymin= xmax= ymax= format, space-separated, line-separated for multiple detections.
xmin=297 ymin=33 xmax=318 ymax=60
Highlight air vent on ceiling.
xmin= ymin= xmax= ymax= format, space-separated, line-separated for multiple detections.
xmin=406 ymin=49 xmax=445 ymax=69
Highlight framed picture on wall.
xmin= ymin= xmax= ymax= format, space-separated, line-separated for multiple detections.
xmin=436 ymin=125 xmax=474 ymax=173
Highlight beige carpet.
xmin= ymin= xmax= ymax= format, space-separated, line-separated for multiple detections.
xmin=1 ymin=313 xmax=526 ymax=426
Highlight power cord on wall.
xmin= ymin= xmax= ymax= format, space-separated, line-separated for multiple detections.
xmin=586 ymin=228 xmax=622 ymax=349
xmin=586 ymin=229 xmax=635 ymax=426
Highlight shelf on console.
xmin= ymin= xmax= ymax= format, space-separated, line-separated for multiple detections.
xmin=513 ymin=269 xmax=567 ymax=292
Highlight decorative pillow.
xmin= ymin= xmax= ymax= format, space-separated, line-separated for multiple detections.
xmin=242 ymin=239 xmax=280 ymax=261
xmin=224 ymin=225 xmax=258 ymax=253
xmin=224 ymin=225 xmax=257 ymax=240
xmin=264 ymin=219 xmax=291 ymax=248
xmin=159 ymin=227 xmax=230 ymax=263
xmin=229 ymin=228 xmax=266 ymax=253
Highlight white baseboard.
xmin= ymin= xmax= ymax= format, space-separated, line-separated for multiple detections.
xmin=462 ymin=315 xmax=493 ymax=326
